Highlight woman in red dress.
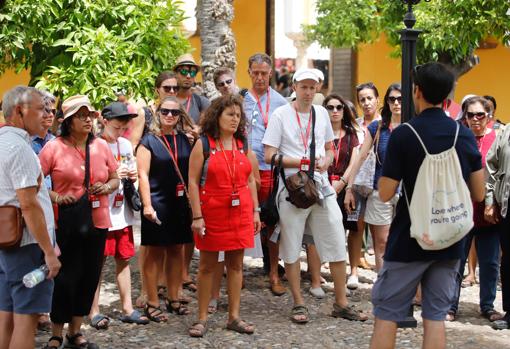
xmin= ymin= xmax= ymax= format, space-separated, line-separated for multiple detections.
xmin=188 ymin=95 xmax=261 ymax=337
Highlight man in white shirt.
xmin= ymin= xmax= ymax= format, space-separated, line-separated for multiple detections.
xmin=0 ymin=86 xmax=61 ymax=349
xmin=263 ymin=69 xmax=367 ymax=323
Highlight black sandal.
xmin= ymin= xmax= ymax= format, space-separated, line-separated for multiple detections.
xmin=144 ymin=303 xmax=168 ymax=322
xmin=166 ymin=299 xmax=190 ymax=315
xmin=43 ymin=336 xmax=63 ymax=349
xmin=64 ymin=333 xmax=99 ymax=349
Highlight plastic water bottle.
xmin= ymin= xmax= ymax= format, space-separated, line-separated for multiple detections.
xmin=23 ymin=265 xmax=49 ymax=288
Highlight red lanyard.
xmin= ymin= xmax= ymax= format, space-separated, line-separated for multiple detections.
xmin=252 ymin=88 xmax=270 ymax=128
xmin=185 ymin=96 xmax=191 ymax=114
xmin=161 ymin=133 xmax=178 ymax=161
xmin=294 ymin=107 xmax=312 ymax=155
xmin=218 ymin=138 xmax=237 ymax=192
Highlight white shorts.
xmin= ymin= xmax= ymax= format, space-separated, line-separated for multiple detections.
xmin=277 ymin=188 xmax=346 ymax=264
xmin=364 ymin=190 xmax=397 ymax=226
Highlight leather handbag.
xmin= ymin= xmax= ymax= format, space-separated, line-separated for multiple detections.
xmin=260 ymin=154 xmax=283 ymax=226
xmin=57 ymin=138 xmax=94 ymax=237
xmin=0 ymin=205 xmax=24 ymax=249
xmin=281 ymin=106 xmax=320 ymax=209
xmin=353 ymin=121 xmax=381 ymax=197
xmin=122 ymin=178 xmax=141 ymax=211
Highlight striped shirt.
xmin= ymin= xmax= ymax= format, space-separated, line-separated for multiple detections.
xmin=0 ymin=126 xmax=55 ymax=246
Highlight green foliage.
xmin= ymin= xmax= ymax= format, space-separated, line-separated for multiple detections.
xmin=306 ymin=0 xmax=510 ymax=75
xmin=0 ymin=0 xmax=190 ymax=106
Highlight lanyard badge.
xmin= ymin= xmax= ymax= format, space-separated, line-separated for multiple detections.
xmin=176 ymin=183 xmax=185 ymax=197
xmin=231 ymin=192 xmax=240 ymax=207
xmin=329 ymin=175 xmax=340 ymax=184
xmin=89 ymin=194 xmax=100 ymax=208
xmin=300 ymin=157 xmax=310 ymax=171
xmin=114 ymin=193 xmax=124 ymax=207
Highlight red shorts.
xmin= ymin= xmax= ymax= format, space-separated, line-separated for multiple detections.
xmin=258 ymin=170 xmax=273 ymax=203
xmin=104 ymin=226 xmax=135 ymax=260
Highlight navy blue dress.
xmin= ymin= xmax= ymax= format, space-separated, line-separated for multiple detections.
xmin=138 ymin=132 xmax=193 ymax=246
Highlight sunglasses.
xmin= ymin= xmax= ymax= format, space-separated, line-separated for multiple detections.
xmin=466 ymin=111 xmax=487 ymax=120
xmin=159 ymin=108 xmax=181 ymax=117
xmin=388 ymin=96 xmax=402 ymax=104
xmin=325 ymin=104 xmax=344 ymax=112
xmin=162 ymin=85 xmax=179 ymax=93
xmin=179 ymin=68 xmax=198 ymax=78
xmin=217 ymin=79 xmax=233 ymax=88
xmin=75 ymin=113 xmax=96 ymax=121
xmin=45 ymin=108 xmax=57 ymax=115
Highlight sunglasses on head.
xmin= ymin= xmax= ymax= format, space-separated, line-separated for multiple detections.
xmin=388 ymin=96 xmax=402 ymax=104
xmin=162 ymin=85 xmax=179 ymax=93
xmin=217 ymin=79 xmax=233 ymax=88
xmin=466 ymin=111 xmax=487 ymax=120
xmin=159 ymin=108 xmax=181 ymax=117
xmin=325 ymin=104 xmax=344 ymax=112
xmin=179 ymin=68 xmax=198 ymax=78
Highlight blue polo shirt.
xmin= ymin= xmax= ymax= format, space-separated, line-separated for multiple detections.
xmin=382 ymin=108 xmax=481 ymax=262
xmin=244 ymin=87 xmax=288 ymax=170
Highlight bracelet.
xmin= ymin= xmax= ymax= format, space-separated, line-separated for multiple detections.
xmin=254 ymin=207 xmax=261 ymax=212
xmin=193 ymin=216 xmax=203 ymax=220
xmin=340 ymin=176 xmax=348 ymax=185
xmin=346 ymin=185 xmax=353 ymax=191
xmin=54 ymin=194 xmax=60 ymax=204
xmin=104 ymin=183 xmax=112 ymax=193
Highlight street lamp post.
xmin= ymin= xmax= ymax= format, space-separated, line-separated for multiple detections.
xmin=397 ymin=0 xmax=428 ymax=328
xmin=400 ymin=0 xmax=427 ymax=123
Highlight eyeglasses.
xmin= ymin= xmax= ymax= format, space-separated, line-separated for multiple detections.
xmin=178 ymin=68 xmax=198 ymax=78
xmin=159 ymin=108 xmax=181 ymax=117
xmin=74 ymin=112 xmax=96 ymax=121
xmin=162 ymin=85 xmax=179 ymax=93
xmin=388 ymin=96 xmax=402 ymax=104
xmin=325 ymin=104 xmax=344 ymax=112
xmin=217 ymin=79 xmax=233 ymax=88
xmin=466 ymin=111 xmax=487 ymax=120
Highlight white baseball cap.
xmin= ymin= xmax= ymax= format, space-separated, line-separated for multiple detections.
xmin=293 ymin=68 xmax=320 ymax=83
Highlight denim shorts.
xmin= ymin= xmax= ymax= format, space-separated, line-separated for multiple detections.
xmin=0 ymin=243 xmax=54 ymax=314
xmin=372 ymin=259 xmax=459 ymax=321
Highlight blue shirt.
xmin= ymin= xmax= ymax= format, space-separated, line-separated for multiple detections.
xmin=367 ymin=120 xmax=391 ymax=190
xmin=243 ymin=87 xmax=288 ymax=170
xmin=382 ymin=108 xmax=481 ymax=262
xmin=31 ymin=132 xmax=55 ymax=190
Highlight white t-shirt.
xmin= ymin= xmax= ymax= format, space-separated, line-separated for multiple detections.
xmin=262 ymin=103 xmax=334 ymax=182
xmin=107 ymin=137 xmax=135 ymax=231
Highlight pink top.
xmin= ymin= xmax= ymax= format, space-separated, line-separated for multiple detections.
xmin=39 ymin=137 xmax=118 ymax=229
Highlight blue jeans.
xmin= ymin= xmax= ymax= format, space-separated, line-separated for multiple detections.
xmin=450 ymin=225 xmax=500 ymax=314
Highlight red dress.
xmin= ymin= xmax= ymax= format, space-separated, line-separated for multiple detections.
xmin=195 ymin=136 xmax=255 ymax=251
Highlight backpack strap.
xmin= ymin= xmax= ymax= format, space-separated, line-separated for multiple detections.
xmin=200 ymin=134 xmax=210 ymax=161
xmin=452 ymin=122 xmax=460 ymax=148
xmin=403 ymin=123 xmax=430 ymax=156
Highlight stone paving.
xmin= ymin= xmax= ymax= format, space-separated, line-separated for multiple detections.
xmin=35 ymin=224 xmax=510 ymax=348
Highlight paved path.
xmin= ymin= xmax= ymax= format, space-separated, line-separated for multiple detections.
xmin=36 ymin=225 xmax=510 ymax=348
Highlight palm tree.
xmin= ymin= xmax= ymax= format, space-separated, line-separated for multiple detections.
xmin=196 ymin=0 xmax=236 ymax=99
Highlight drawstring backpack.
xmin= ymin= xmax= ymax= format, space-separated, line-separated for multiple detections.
xmin=403 ymin=123 xmax=473 ymax=250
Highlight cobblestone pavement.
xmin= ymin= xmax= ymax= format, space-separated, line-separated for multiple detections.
xmin=36 ymin=224 xmax=510 ymax=348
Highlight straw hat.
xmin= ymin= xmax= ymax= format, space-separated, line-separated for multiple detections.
xmin=173 ymin=53 xmax=200 ymax=70
xmin=62 ymin=95 xmax=98 ymax=120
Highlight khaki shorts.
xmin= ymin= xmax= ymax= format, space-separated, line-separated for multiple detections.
xmin=364 ymin=190 xmax=396 ymax=226
xmin=277 ymin=188 xmax=346 ymax=264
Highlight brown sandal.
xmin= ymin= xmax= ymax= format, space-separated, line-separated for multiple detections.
xmin=189 ymin=320 xmax=208 ymax=337
xmin=226 ymin=318 xmax=255 ymax=334
xmin=290 ymin=305 xmax=309 ymax=324
xmin=482 ymin=309 xmax=504 ymax=322
xmin=166 ymin=299 xmax=190 ymax=315
xmin=331 ymin=303 xmax=368 ymax=321
xmin=144 ymin=303 xmax=168 ymax=322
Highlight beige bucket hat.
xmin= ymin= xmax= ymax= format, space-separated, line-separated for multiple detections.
xmin=62 ymin=95 xmax=99 ymax=120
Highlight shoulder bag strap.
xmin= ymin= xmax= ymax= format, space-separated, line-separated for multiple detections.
xmin=84 ymin=137 xmax=91 ymax=192
xmin=156 ymin=135 xmax=190 ymax=201
xmin=308 ymin=106 xmax=316 ymax=178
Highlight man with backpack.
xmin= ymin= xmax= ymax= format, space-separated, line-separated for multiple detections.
xmin=370 ymin=62 xmax=485 ymax=349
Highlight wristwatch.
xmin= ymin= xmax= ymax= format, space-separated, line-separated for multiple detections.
xmin=254 ymin=207 xmax=261 ymax=212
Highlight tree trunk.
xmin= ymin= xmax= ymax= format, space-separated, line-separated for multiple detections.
xmin=196 ymin=0 xmax=236 ymax=100
xmin=438 ymin=51 xmax=480 ymax=99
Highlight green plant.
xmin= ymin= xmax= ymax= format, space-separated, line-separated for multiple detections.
xmin=306 ymin=0 xmax=510 ymax=78
xmin=0 ymin=0 xmax=190 ymax=106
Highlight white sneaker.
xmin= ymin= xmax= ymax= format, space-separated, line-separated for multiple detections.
xmin=347 ymin=275 xmax=359 ymax=290
xmin=309 ymin=286 xmax=326 ymax=299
